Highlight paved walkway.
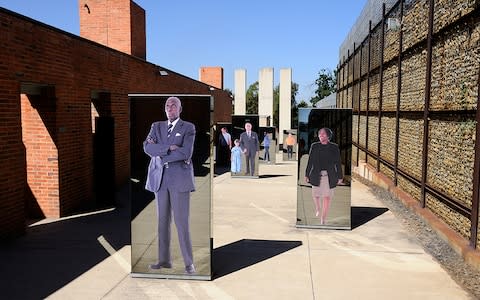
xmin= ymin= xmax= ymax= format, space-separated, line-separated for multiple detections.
xmin=0 ymin=157 xmax=473 ymax=299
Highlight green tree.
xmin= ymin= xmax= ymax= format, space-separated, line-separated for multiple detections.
xmin=310 ymin=69 xmax=336 ymax=107
xmin=246 ymin=81 xmax=259 ymax=114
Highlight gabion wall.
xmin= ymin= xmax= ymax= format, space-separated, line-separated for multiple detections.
xmin=337 ymin=0 xmax=480 ymax=248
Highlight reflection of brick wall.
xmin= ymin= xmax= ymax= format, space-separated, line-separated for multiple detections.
xmin=0 ymin=8 xmax=231 ymax=239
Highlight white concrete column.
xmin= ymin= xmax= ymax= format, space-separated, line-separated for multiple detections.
xmin=279 ymin=68 xmax=292 ymax=144
xmin=258 ymin=67 xmax=274 ymax=126
xmin=234 ymin=69 xmax=246 ymax=115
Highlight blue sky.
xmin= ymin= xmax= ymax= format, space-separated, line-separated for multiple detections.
xmin=0 ymin=0 xmax=366 ymax=103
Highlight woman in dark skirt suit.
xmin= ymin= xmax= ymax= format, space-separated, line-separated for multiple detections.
xmin=304 ymin=128 xmax=343 ymax=224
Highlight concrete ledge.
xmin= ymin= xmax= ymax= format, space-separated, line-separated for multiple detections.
xmin=354 ymin=161 xmax=480 ymax=271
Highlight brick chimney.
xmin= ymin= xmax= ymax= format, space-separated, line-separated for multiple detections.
xmin=199 ymin=67 xmax=224 ymax=89
xmin=79 ymin=0 xmax=146 ymax=59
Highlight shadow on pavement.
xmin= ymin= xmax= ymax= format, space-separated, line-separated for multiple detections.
xmin=258 ymin=174 xmax=291 ymax=179
xmin=212 ymin=239 xmax=302 ymax=279
xmin=214 ymin=165 xmax=230 ymax=176
xmin=0 ymin=186 xmax=131 ymax=300
xmin=351 ymin=206 xmax=389 ymax=230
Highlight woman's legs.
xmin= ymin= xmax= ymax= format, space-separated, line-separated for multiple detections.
xmin=313 ymin=196 xmax=321 ymax=217
xmin=321 ymin=196 xmax=331 ymax=224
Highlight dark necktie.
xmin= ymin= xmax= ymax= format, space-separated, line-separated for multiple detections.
xmin=167 ymin=123 xmax=173 ymax=137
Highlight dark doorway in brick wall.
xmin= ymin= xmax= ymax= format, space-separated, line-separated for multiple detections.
xmin=91 ymin=91 xmax=115 ymax=208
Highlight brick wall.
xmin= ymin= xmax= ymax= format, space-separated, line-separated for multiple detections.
xmin=79 ymin=0 xmax=146 ymax=59
xmin=0 ymin=7 xmax=231 ymax=239
xmin=21 ymin=88 xmax=60 ymax=218
xmin=0 ymin=79 xmax=25 ymax=239
xmin=199 ymin=67 xmax=224 ymax=89
xmin=130 ymin=1 xmax=146 ymax=59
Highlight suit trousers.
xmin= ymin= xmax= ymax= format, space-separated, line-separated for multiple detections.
xmin=154 ymin=169 xmax=193 ymax=267
xmin=245 ymin=153 xmax=255 ymax=176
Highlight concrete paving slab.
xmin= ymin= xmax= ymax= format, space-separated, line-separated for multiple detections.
xmin=1 ymin=154 xmax=473 ymax=299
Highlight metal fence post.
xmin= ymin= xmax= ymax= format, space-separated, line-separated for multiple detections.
xmin=352 ymin=43 xmax=356 ymax=109
xmin=366 ymin=20 xmax=372 ymax=165
xmin=394 ymin=0 xmax=404 ymax=186
xmin=421 ymin=0 xmax=435 ymax=208
xmin=470 ymin=65 xmax=480 ymax=249
xmin=377 ymin=3 xmax=386 ymax=172
xmin=358 ymin=43 xmax=363 ymax=151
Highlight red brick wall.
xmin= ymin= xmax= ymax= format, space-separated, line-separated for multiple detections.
xmin=130 ymin=1 xmax=146 ymax=59
xmin=79 ymin=0 xmax=109 ymax=46
xmin=106 ymin=0 xmax=132 ymax=56
xmin=79 ymin=0 xmax=146 ymax=59
xmin=0 ymin=8 xmax=231 ymax=238
xmin=21 ymin=89 xmax=60 ymax=218
xmin=200 ymin=67 xmax=224 ymax=89
xmin=0 ymin=79 xmax=25 ymax=239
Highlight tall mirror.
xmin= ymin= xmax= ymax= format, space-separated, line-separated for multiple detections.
xmin=231 ymin=115 xmax=260 ymax=178
xmin=129 ymin=94 xmax=212 ymax=280
xmin=297 ymin=108 xmax=352 ymax=229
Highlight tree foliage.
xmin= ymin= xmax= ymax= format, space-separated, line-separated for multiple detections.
xmin=246 ymin=81 xmax=259 ymax=114
xmin=310 ymin=69 xmax=336 ymax=107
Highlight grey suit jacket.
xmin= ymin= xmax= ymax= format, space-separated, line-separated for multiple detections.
xmin=145 ymin=156 xmax=163 ymax=192
xmin=143 ymin=119 xmax=196 ymax=192
xmin=239 ymin=131 xmax=260 ymax=156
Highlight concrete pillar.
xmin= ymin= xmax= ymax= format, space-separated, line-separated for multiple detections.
xmin=234 ymin=69 xmax=246 ymax=115
xmin=258 ymin=67 xmax=274 ymax=127
xmin=279 ymin=68 xmax=292 ymax=144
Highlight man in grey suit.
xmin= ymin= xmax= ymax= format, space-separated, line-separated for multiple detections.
xmin=143 ymin=96 xmax=196 ymax=275
xmin=239 ymin=122 xmax=260 ymax=176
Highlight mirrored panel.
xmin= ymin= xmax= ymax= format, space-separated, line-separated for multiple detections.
xmin=283 ymin=129 xmax=297 ymax=161
xmin=215 ymin=122 xmax=232 ymax=173
xmin=231 ymin=115 xmax=260 ymax=178
xmin=258 ymin=126 xmax=276 ymax=165
xmin=296 ymin=108 xmax=352 ymax=230
xmin=129 ymin=94 xmax=212 ymax=280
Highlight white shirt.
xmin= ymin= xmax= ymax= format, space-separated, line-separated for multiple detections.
xmin=168 ymin=118 xmax=180 ymax=132
xmin=222 ymin=132 xmax=231 ymax=144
